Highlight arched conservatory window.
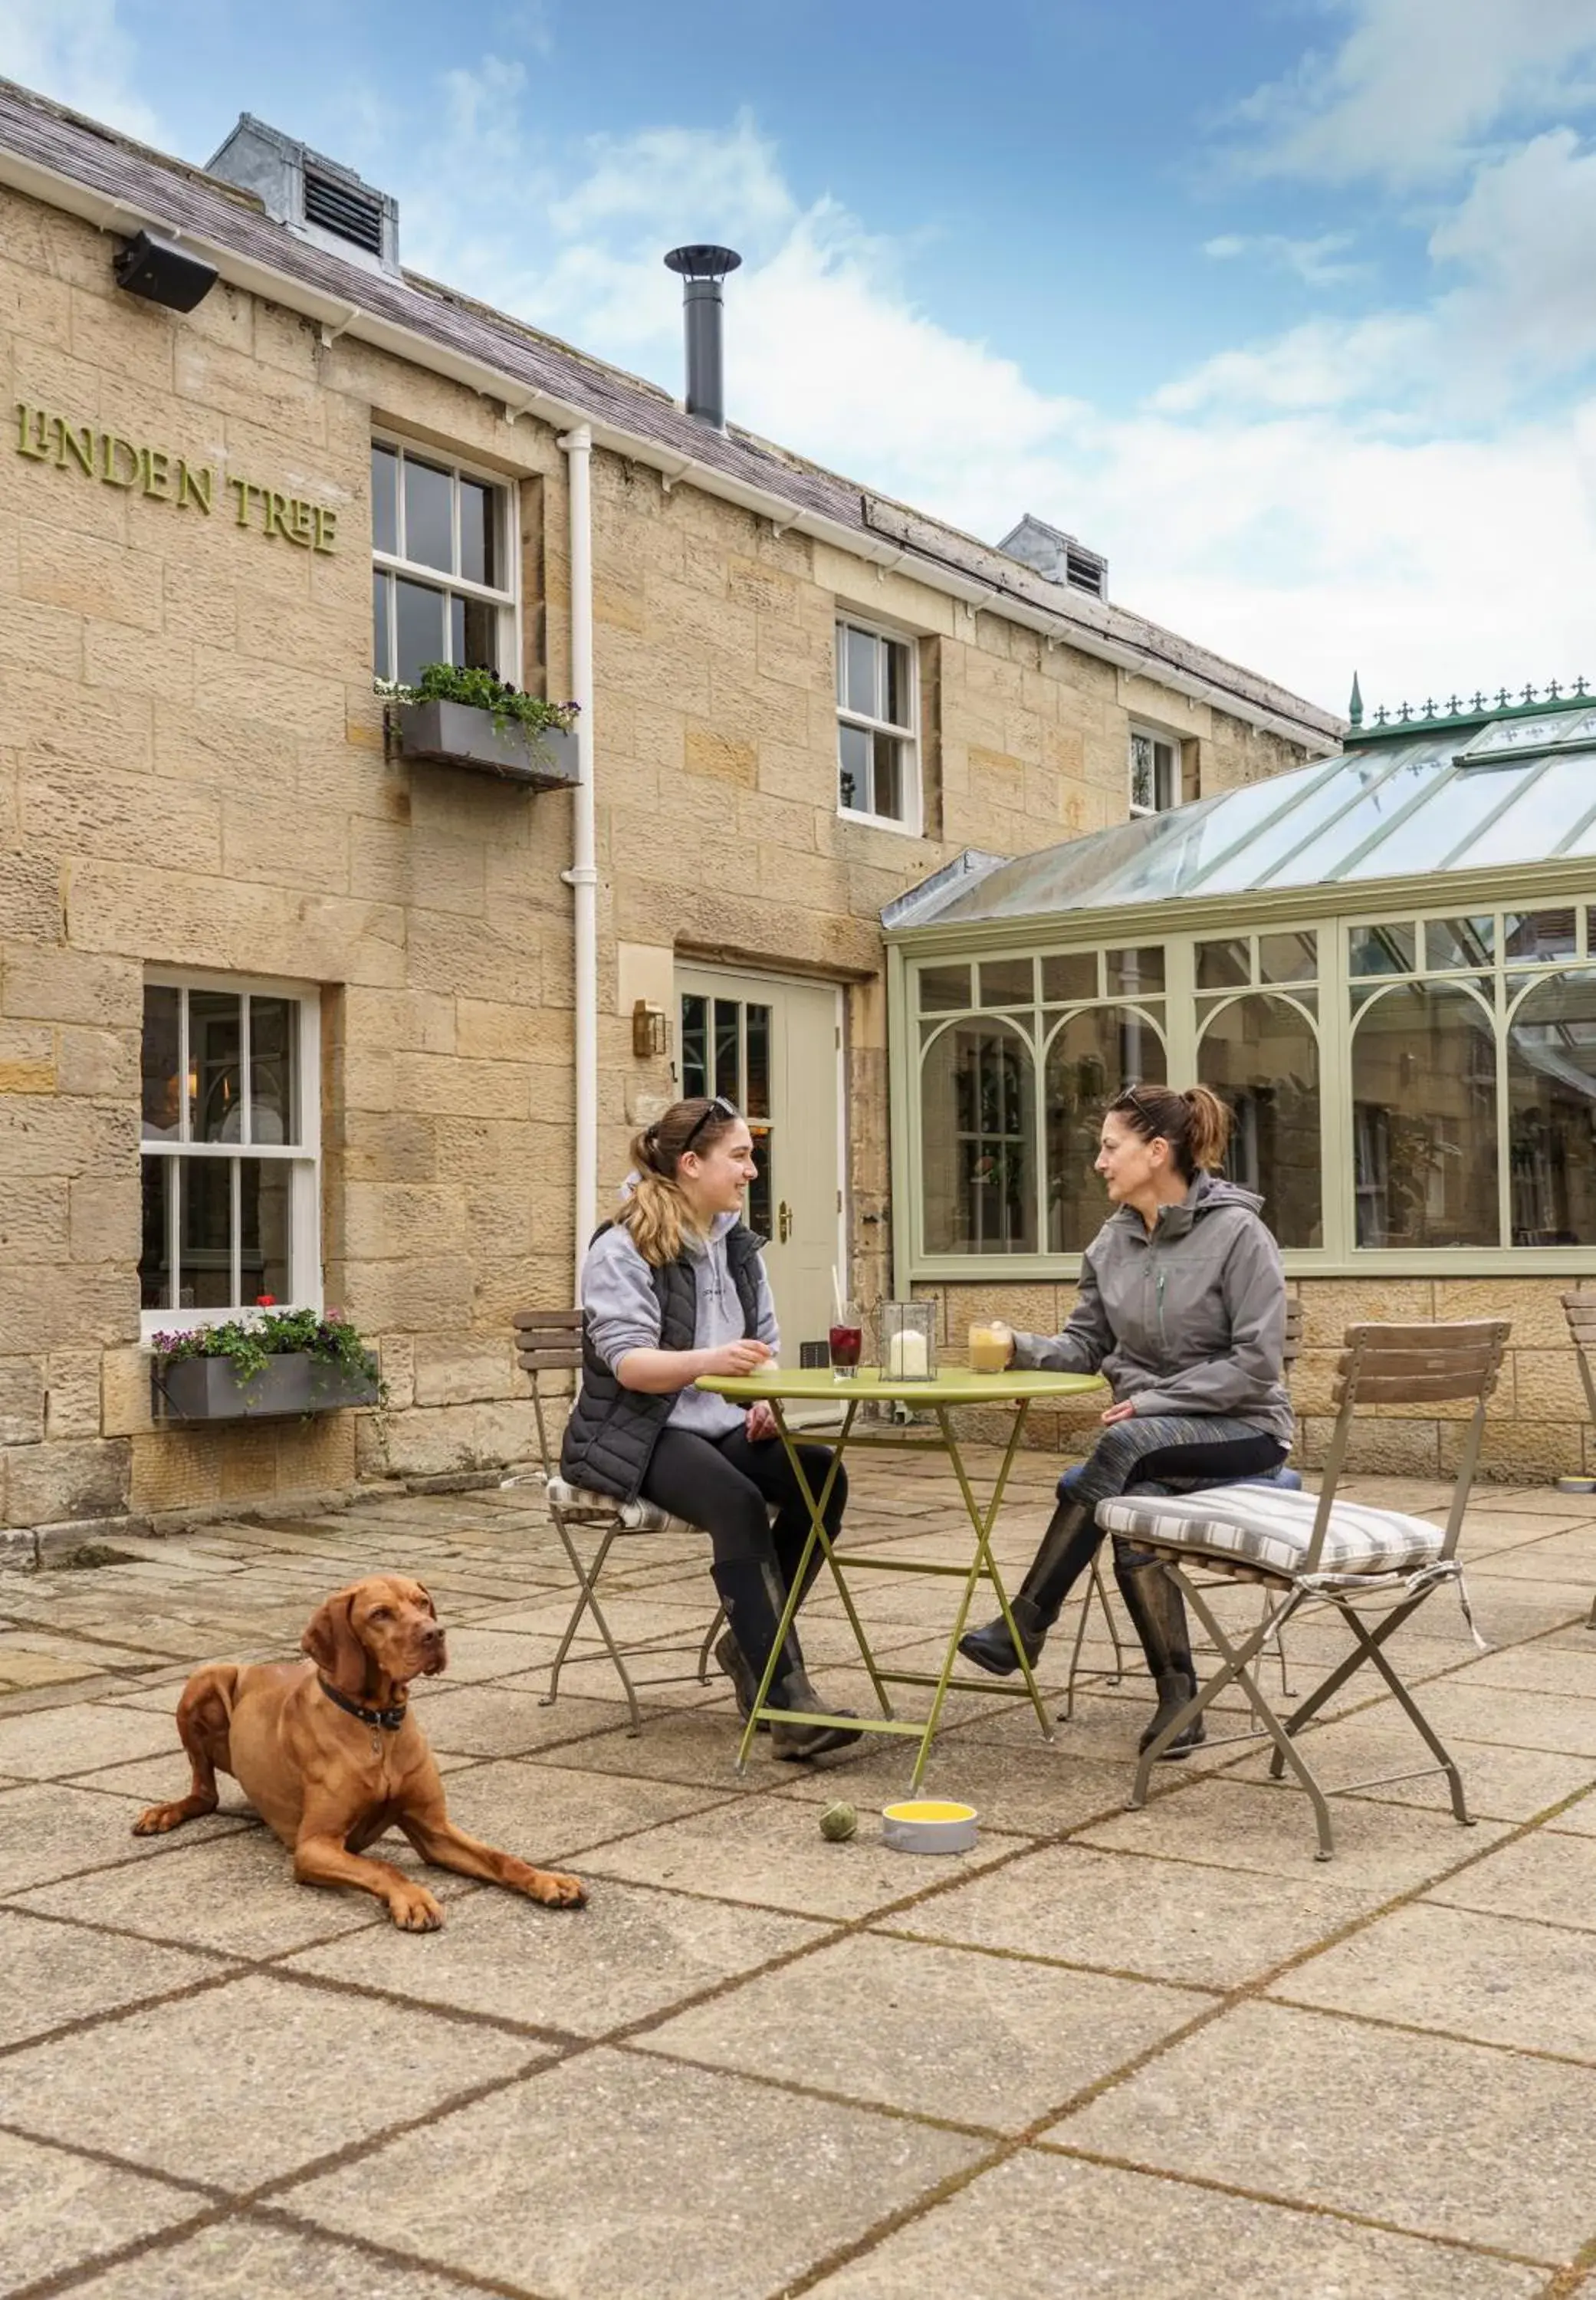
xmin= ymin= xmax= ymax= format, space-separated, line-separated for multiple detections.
xmin=1197 ymin=994 xmax=1322 ymax=1248
xmin=1045 ymin=1007 xmax=1166 ymax=1250
xmin=920 ymin=1017 xmax=1037 ymax=1253
xmin=1507 ymin=970 xmax=1596 ymax=1244
xmin=1350 ymin=981 xmax=1497 ymax=1247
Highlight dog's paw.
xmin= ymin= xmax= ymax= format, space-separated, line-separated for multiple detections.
xmin=387 ymin=1885 xmax=445 ymax=1931
xmin=132 ymin=1802 xmax=189 ymax=1835
xmin=528 ymin=1867 xmax=586 ymax=1909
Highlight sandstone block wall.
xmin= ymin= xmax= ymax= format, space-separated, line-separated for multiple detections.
xmin=0 ymin=177 xmax=1326 ymax=1533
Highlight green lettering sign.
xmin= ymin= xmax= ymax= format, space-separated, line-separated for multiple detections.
xmin=12 ymin=402 xmax=337 ymax=551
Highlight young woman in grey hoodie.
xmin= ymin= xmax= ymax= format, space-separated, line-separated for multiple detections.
xmin=563 ymin=1095 xmax=862 ymax=1761
xmin=958 ymin=1084 xmax=1292 ymax=1756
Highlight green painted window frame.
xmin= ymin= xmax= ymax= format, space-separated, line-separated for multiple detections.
xmin=888 ymin=883 xmax=1596 ymax=1286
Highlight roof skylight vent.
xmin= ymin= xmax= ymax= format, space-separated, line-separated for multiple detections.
xmin=206 ymin=115 xmax=399 ymax=276
xmin=996 ymin=513 xmax=1108 ymax=601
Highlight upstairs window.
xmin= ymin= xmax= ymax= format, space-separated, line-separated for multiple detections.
xmin=1129 ymin=728 xmax=1181 ymax=818
xmin=372 ymin=441 xmax=517 ymax=687
xmin=836 ymin=619 xmax=920 ymax=832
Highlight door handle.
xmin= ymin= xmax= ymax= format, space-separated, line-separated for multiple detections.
xmin=777 ymin=1200 xmax=793 ymax=1243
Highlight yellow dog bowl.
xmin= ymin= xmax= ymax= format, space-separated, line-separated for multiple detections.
xmin=882 ymin=1799 xmax=978 ymax=1855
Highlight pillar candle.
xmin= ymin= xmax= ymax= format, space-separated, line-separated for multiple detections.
xmin=888 ymin=1329 xmax=929 ymax=1378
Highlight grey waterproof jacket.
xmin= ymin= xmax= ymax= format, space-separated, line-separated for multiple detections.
xmin=1011 ymin=1173 xmax=1293 ymax=1447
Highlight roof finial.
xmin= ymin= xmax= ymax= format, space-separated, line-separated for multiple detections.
xmin=1348 ymin=671 xmax=1363 ymax=729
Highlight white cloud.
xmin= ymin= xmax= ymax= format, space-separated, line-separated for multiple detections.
xmin=401 ymin=106 xmax=1594 ymax=715
xmin=0 ymin=0 xmax=161 ymax=143
xmin=1430 ymin=127 xmax=1596 ymax=380
xmin=1233 ymin=0 xmax=1596 ymax=186
xmin=1202 ymin=230 xmax=1364 ymax=285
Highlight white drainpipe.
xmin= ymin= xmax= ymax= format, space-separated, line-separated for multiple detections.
xmin=559 ymin=423 xmax=598 ymax=1296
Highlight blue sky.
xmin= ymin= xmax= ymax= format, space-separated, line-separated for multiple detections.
xmin=8 ymin=0 xmax=1596 ymax=713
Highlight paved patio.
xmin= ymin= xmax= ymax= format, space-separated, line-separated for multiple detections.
xmin=2 ymin=1452 xmax=1594 ymax=2299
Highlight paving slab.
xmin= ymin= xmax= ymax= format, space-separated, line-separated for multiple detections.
xmin=0 ymin=1700 xmax=196 ymax=1781
xmin=1046 ymin=1998 xmax=1596 ymax=2259
xmin=1547 ymin=1786 xmax=1596 ymax=1835
xmin=0 ymin=2129 xmax=208 ymax=2299
xmin=584 ymin=1793 xmax=1023 ymax=1921
xmin=0 ymin=1970 xmax=543 ymax=2191
xmin=402 ymin=1680 xmax=644 ymax=1756
xmin=0 ymin=1906 xmax=232 ymax=2048
xmin=432 ymin=1756 xmax=735 ymax=1865
xmin=1072 ymin=1776 xmax=1509 ymax=1887
xmin=635 ymin=1927 xmax=1205 ymax=2131
xmin=8 ymin=1827 xmax=478 ymax=1957
xmin=59 ymin=2217 xmax=479 ymax=2299
xmin=1424 ymin=1828 xmax=1596 ymax=1931
xmin=1396 ymin=1680 xmax=1596 ymax=1757
xmin=802 ymin=2149 xmax=1544 ymax=2300
xmin=1224 ymin=1714 xmax=1596 ymax=1821
xmin=887 ymin=1840 xmax=1384 ymax=1990
xmin=284 ymin=2044 xmax=984 ymax=2300
xmin=286 ymin=1873 xmax=826 ymax=2036
xmin=1270 ymin=1898 xmax=1596 ymax=2062
xmin=0 ymin=1780 xmax=250 ymax=1898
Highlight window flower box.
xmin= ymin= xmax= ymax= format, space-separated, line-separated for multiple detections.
xmin=153 ymin=1352 xmax=379 ymax=1423
xmin=396 ymin=698 xmax=579 ymax=790
xmin=149 ymin=1304 xmax=383 ymax=1424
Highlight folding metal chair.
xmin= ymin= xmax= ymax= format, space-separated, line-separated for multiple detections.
xmin=1558 ymin=1293 xmax=1596 ymax=1631
xmin=1059 ymin=1299 xmax=1305 ymax=1720
xmin=512 ymin=1309 xmax=724 ymax=1734
xmin=1102 ymin=1318 xmax=1509 ymax=1859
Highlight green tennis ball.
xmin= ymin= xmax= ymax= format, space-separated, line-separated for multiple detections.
xmin=819 ymin=1801 xmax=858 ymax=1842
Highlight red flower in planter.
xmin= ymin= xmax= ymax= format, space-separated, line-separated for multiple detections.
xmin=256 ymin=1294 xmax=276 ymax=1307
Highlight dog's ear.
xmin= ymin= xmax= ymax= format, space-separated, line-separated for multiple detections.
xmin=412 ymin=1579 xmax=436 ymax=1618
xmin=301 ymin=1589 xmax=366 ymax=1697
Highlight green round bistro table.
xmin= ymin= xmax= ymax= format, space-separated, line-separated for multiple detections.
xmin=696 ymin=1365 xmax=1106 ymax=1790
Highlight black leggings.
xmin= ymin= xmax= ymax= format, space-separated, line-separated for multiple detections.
xmin=639 ymin=1423 xmax=848 ymax=1576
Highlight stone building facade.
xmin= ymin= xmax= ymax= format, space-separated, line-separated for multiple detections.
xmin=0 ymin=81 xmax=1338 ymax=1545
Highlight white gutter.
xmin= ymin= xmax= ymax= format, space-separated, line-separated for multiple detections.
xmin=0 ymin=138 xmax=1338 ymax=754
xmin=558 ymin=425 xmax=598 ymax=1295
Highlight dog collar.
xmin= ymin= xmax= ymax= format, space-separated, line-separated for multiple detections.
xmin=317 ymin=1677 xmax=407 ymax=1731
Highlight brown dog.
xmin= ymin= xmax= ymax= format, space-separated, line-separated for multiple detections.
xmin=133 ymin=1574 xmax=585 ymax=1930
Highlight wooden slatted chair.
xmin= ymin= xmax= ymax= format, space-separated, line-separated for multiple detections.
xmin=1558 ymin=1293 xmax=1596 ymax=1631
xmin=1059 ymin=1298 xmax=1305 ymax=1719
xmin=512 ymin=1309 xmax=724 ymax=1734
xmin=1102 ymin=1318 xmax=1509 ymax=1859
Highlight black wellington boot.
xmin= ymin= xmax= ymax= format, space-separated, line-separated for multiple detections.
xmin=957 ymin=1500 xmax=1098 ymax=1677
xmin=711 ymin=1628 xmax=767 ymax=1730
xmin=711 ymin=1559 xmax=863 ymax=1761
xmin=1112 ymin=1540 xmax=1207 ymax=1760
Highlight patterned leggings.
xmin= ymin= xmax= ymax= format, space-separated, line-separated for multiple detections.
xmin=1039 ymin=1414 xmax=1286 ymax=1602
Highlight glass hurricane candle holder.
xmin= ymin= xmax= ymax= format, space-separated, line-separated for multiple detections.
xmin=879 ymin=1300 xmax=937 ymax=1382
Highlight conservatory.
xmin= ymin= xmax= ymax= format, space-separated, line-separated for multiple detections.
xmin=884 ymin=686 xmax=1596 ymax=1287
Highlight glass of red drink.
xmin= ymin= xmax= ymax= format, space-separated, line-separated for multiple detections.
xmin=829 ymin=1310 xmax=863 ymax=1376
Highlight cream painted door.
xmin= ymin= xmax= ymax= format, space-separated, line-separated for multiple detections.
xmin=676 ymin=965 xmax=842 ymax=1359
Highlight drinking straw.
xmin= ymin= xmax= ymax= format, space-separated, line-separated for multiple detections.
xmin=832 ymin=1268 xmax=846 ymax=1324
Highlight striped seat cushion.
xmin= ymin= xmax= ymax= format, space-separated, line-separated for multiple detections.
xmin=1096 ymin=1486 xmax=1443 ymax=1580
xmin=544 ymin=1478 xmax=693 ymax=1536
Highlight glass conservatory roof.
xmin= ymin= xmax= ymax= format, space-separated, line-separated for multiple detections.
xmin=886 ymin=692 xmax=1596 ymax=932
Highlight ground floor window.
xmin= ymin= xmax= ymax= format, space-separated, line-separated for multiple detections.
xmin=905 ymin=899 xmax=1596 ymax=1267
xmin=139 ymin=974 xmax=321 ymax=1330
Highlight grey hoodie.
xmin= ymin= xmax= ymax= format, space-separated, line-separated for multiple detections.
xmin=581 ymin=1208 xmax=779 ymax=1441
xmin=1011 ymin=1172 xmax=1293 ymax=1447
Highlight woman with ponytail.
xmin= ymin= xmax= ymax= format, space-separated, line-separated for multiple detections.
xmin=563 ymin=1096 xmax=861 ymax=1762
xmin=958 ymin=1084 xmax=1291 ymax=1758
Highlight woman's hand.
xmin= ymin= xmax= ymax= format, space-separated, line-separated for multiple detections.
xmin=1099 ymin=1399 xmax=1137 ymax=1425
xmin=701 ymin=1338 xmax=773 ymax=1378
xmin=745 ymin=1401 xmax=779 ymax=1442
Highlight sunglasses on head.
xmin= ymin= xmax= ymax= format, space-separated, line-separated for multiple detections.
xmin=681 ymin=1095 xmax=739 ymax=1154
